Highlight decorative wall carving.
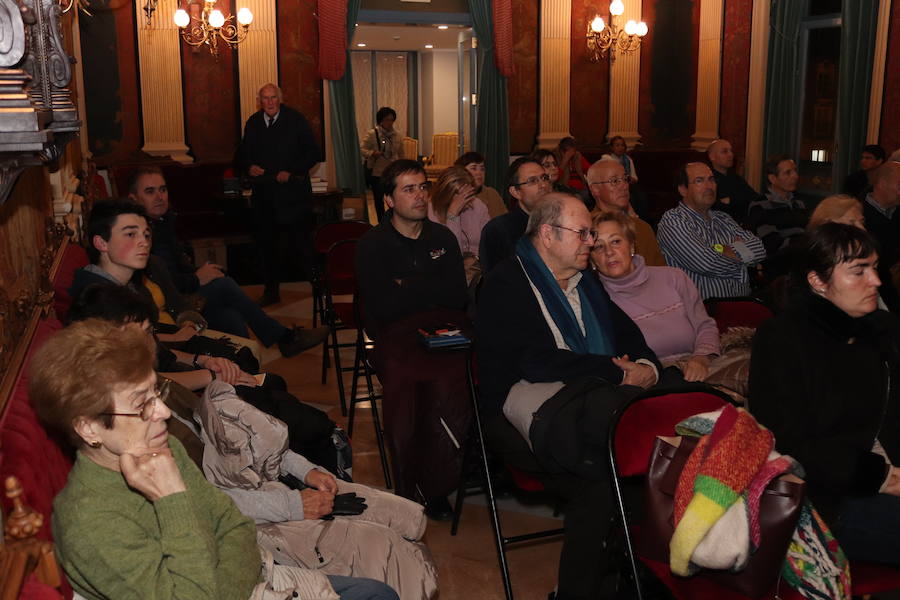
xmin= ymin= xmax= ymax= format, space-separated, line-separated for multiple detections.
xmin=0 ymin=0 xmax=80 ymax=206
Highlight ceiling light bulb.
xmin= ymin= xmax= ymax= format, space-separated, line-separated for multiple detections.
xmin=236 ymin=7 xmax=252 ymax=25
xmin=609 ymin=0 xmax=625 ymax=16
xmin=590 ymin=16 xmax=605 ymax=32
xmin=437 ymin=25 xmax=448 ymax=30
xmin=357 ymin=42 xmax=366 ymax=47
xmin=174 ymin=8 xmax=189 ymax=27
xmin=636 ymin=21 xmax=648 ymax=36
xmin=425 ymin=44 xmax=433 ymax=49
xmin=208 ymin=9 xmax=225 ymax=28
xmin=624 ymin=20 xmax=637 ymax=35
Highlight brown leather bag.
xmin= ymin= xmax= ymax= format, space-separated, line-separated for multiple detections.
xmin=639 ymin=436 xmax=805 ymax=598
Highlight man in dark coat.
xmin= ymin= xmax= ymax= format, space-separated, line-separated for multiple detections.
xmin=707 ymin=139 xmax=761 ymax=225
xmin=237 ymin=83 xmax=321 ymax=306
xmin=477 ymin=192 xmax=659 ymax=600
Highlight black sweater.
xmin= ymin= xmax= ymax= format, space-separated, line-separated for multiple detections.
xmin=749 ymin=291 xmax=900 ymax=524
xmin=476 ymin=256 xmax=659 ymax=415
xmin=355 ymin=213 xmax=467 ymax=338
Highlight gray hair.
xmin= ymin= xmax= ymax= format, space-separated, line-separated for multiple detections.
xmin=258 ymin=83 xmax=283 ymax=101
xmin=525 ymin=192 xmax=575 ymax=240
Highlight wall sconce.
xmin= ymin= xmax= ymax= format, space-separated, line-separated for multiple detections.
xmin=173 ymin=0 xmax=252 ymax=58
xmin=587 ymin=0 xmax=648 ymax=62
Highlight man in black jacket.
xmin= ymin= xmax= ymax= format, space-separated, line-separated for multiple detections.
xmin=237 ymin=83 xmax=320 ymax=307
xmin=478 ymin=156 xmax=551 ymax=273
xmin=128 ymin=166 xmax=327 ymax=357
xmin=477 ymin=192 xmax=659 ymax=600
xmin=355 ymin=159 xmax=470 ymax=520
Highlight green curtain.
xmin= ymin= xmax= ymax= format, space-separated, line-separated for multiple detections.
xmin=762 ymin=0 xmax=808 ymax=186
xmin=467 ymin=0 xmax=510 ymax=192
xmin=836 ymin=0 xmax=878 ymax=186
xmin=327 ymin=0 xmax=366 ymax=200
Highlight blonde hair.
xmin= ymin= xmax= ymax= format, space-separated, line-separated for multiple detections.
xmin=591 ymin=209 xmax=636 ymax=245
xmin=807 ymin=194 xmax=862 ymax=231
xmin=431 ymin=166 xmax=476 ymax=222
xmin=29 ymin=319 xmax=156 ymax=447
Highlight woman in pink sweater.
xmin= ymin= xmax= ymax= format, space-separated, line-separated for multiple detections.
xmin=590 ymin=211 xmax=720 ymax=381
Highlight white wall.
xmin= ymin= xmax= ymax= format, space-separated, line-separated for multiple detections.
xmin=419 ymin=49 xmax=458 ymax=156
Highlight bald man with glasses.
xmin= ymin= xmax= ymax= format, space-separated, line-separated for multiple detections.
xmin=587 ymin=158 xmax=666 ymax=266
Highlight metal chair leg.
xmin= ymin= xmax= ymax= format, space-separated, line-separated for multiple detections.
xmin=367 ymin=385 xmax=392 ymax=489
xmin=329 ymin=322 xmax=348 ymax=417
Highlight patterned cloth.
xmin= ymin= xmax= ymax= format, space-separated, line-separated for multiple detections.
xmin=657 ymin=202 xmax=766 ymax=299
xmin=782 ymin=503 xmax=851 ymax=600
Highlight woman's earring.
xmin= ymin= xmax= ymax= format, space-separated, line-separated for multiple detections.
xmin=630 ymin=251 xmax=635 ymax=257
xmin=88 ymin=440 xmax=101 ymax=449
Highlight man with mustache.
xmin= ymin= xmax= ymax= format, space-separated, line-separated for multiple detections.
xmin=657 ymin=162 xmax=766 ymax=298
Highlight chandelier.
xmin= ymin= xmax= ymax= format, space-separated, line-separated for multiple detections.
xmin=586 ymin=0 xmax=648 ymax=62
xmin=174 ymin=0 xmax=253 ymax=58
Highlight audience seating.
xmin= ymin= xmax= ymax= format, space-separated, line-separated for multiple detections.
xmin=703 ymin=296 xmax=774 ymax=334
xmin=346 ymin=292 xmax=391 ymax=488
xmin=402 ymin=137 xmax=419 ymax=162
xmin=451 ymin=352 xmax=564 ymax=600
xmin=608 ymin=385 xmax=900 ymax=599
xmin=424 ymin=132 xmax=459 ymax=179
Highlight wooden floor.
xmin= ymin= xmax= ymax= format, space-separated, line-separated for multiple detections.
xmin=247 ymin=281 xmax=564 ymax=600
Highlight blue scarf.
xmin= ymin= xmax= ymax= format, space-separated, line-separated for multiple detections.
xmin=515 ymin=237 xmax=615 ymax=355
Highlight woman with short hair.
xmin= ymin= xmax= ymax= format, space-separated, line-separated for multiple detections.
xmin=749 ymin=223 xmax=900 ymax=564
xmin=428 ymin=166 xmax=490 ymax=286
xmin=31 ymin=319 xmax=398 ymax=600
xmin=453 ymin=151 xmax=506 ymax=218
xmin=361 ymin=106 xmax=405 ymax=221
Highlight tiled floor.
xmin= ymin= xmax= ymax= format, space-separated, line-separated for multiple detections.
xmin=247 ymin=281 xmax=564 ymax=600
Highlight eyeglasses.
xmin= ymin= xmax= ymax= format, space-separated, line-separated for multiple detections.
xmin=541 ymin=160 xmax=558 ymax=169
xmin=689 ymin=175 xmax=716 ymax=185
xmin=590 ymin=176 xmax=628 ymax=187
xmin=551 ymin=224 xmax=598 ymax=243
xmin=399 ymin=182 xmax=432 ymax=194
xmin=100 ymin=380 xmax=170 ymax=422
xmin=513 ymin=173 xmax=551 ymax=187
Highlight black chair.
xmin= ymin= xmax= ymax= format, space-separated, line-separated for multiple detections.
xmin=451 ymin=351 xmax=564 ymax=600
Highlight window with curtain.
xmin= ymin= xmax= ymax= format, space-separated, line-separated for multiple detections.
xmin=351 ymin=51 xmax=417 ymax=144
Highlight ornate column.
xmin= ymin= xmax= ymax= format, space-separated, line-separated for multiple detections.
xmin=744 ymin=0 xmax=770 ymax=191
xmin=607 ymin=0 xmax=642 ymax=147
xmin=535 ymin=0 xmax=572 ymax=149
xmin=135 ymin=0 xmax=191 ymax=163
xmin=237 ymin=0 xmax=277 ymax=125
xmin=866 ymin=0 xmax=891 ymax=144
xmin=691 ymin=0 xmax=724 ymax=151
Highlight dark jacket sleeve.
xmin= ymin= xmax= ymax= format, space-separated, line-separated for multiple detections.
xmin=145 ymin=255 xmax=193 ymax=318
xmin=286 ymin=110 xmax=320 ymax=177
xmin=749 ymin=318 xmax=888 ymax=496
xmin=236 ymin=115 xmax=260 ymax=176
xmin=479 ymin=217 xmax=510 ymax=275
xmin=477 ymin=260 xmax=653 ymax=413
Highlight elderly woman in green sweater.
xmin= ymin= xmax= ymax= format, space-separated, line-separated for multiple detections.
xmin=29 ymin=318 xmax=398 ymax=600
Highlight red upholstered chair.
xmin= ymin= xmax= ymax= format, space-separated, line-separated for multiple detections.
xmin=703 ymin=297 xmax=774 ymax=334
xmin=311 ymin=221 xmax=373 ymax=398
xmin=608 ymin=385 xmax=900 ymax=599
xmin=52 ymin=243 xmax=89 ymax=324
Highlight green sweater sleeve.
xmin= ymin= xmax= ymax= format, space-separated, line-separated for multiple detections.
xmin=53 ymin=439 xmax=259 ymax=600
xmin=170 ymin=438 xmax=261 ymax=599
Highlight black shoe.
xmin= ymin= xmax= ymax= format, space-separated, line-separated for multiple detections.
xmin=278 ymin=326 xmax=329 ymax=357
xmin=258 ymin=293 xmax=281 ymax=308
xmin=424 ymin=496 xmax=454 ymax=522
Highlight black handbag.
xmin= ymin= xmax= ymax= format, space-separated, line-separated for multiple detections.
xmin=640 ymin=436 xmax=805 ymax=598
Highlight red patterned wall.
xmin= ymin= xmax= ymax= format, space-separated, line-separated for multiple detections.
xmin=278 ymin=0 xmax=325 ymax=148
xmin=569 ymin=1 xmax=610 ymax=153
xmin=718 ymin=0 xmax=752 ymax=168
xmin=181 ymin=8 xmax=239 ymax=163
xmin=507 ymin=0 xmax=538 ymax=154
xmin=880 ymin=2 xmax=900 ymax=155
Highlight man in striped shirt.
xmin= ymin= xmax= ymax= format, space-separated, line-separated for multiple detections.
xmin=657 ymin=162 xmax=766 ymax=299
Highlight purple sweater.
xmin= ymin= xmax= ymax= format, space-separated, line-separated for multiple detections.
xmin=597 ymin=255 xmax=720 ymax=364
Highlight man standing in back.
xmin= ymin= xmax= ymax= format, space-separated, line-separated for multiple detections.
xmin=237 ymin=83 xmax=320 ymax=307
